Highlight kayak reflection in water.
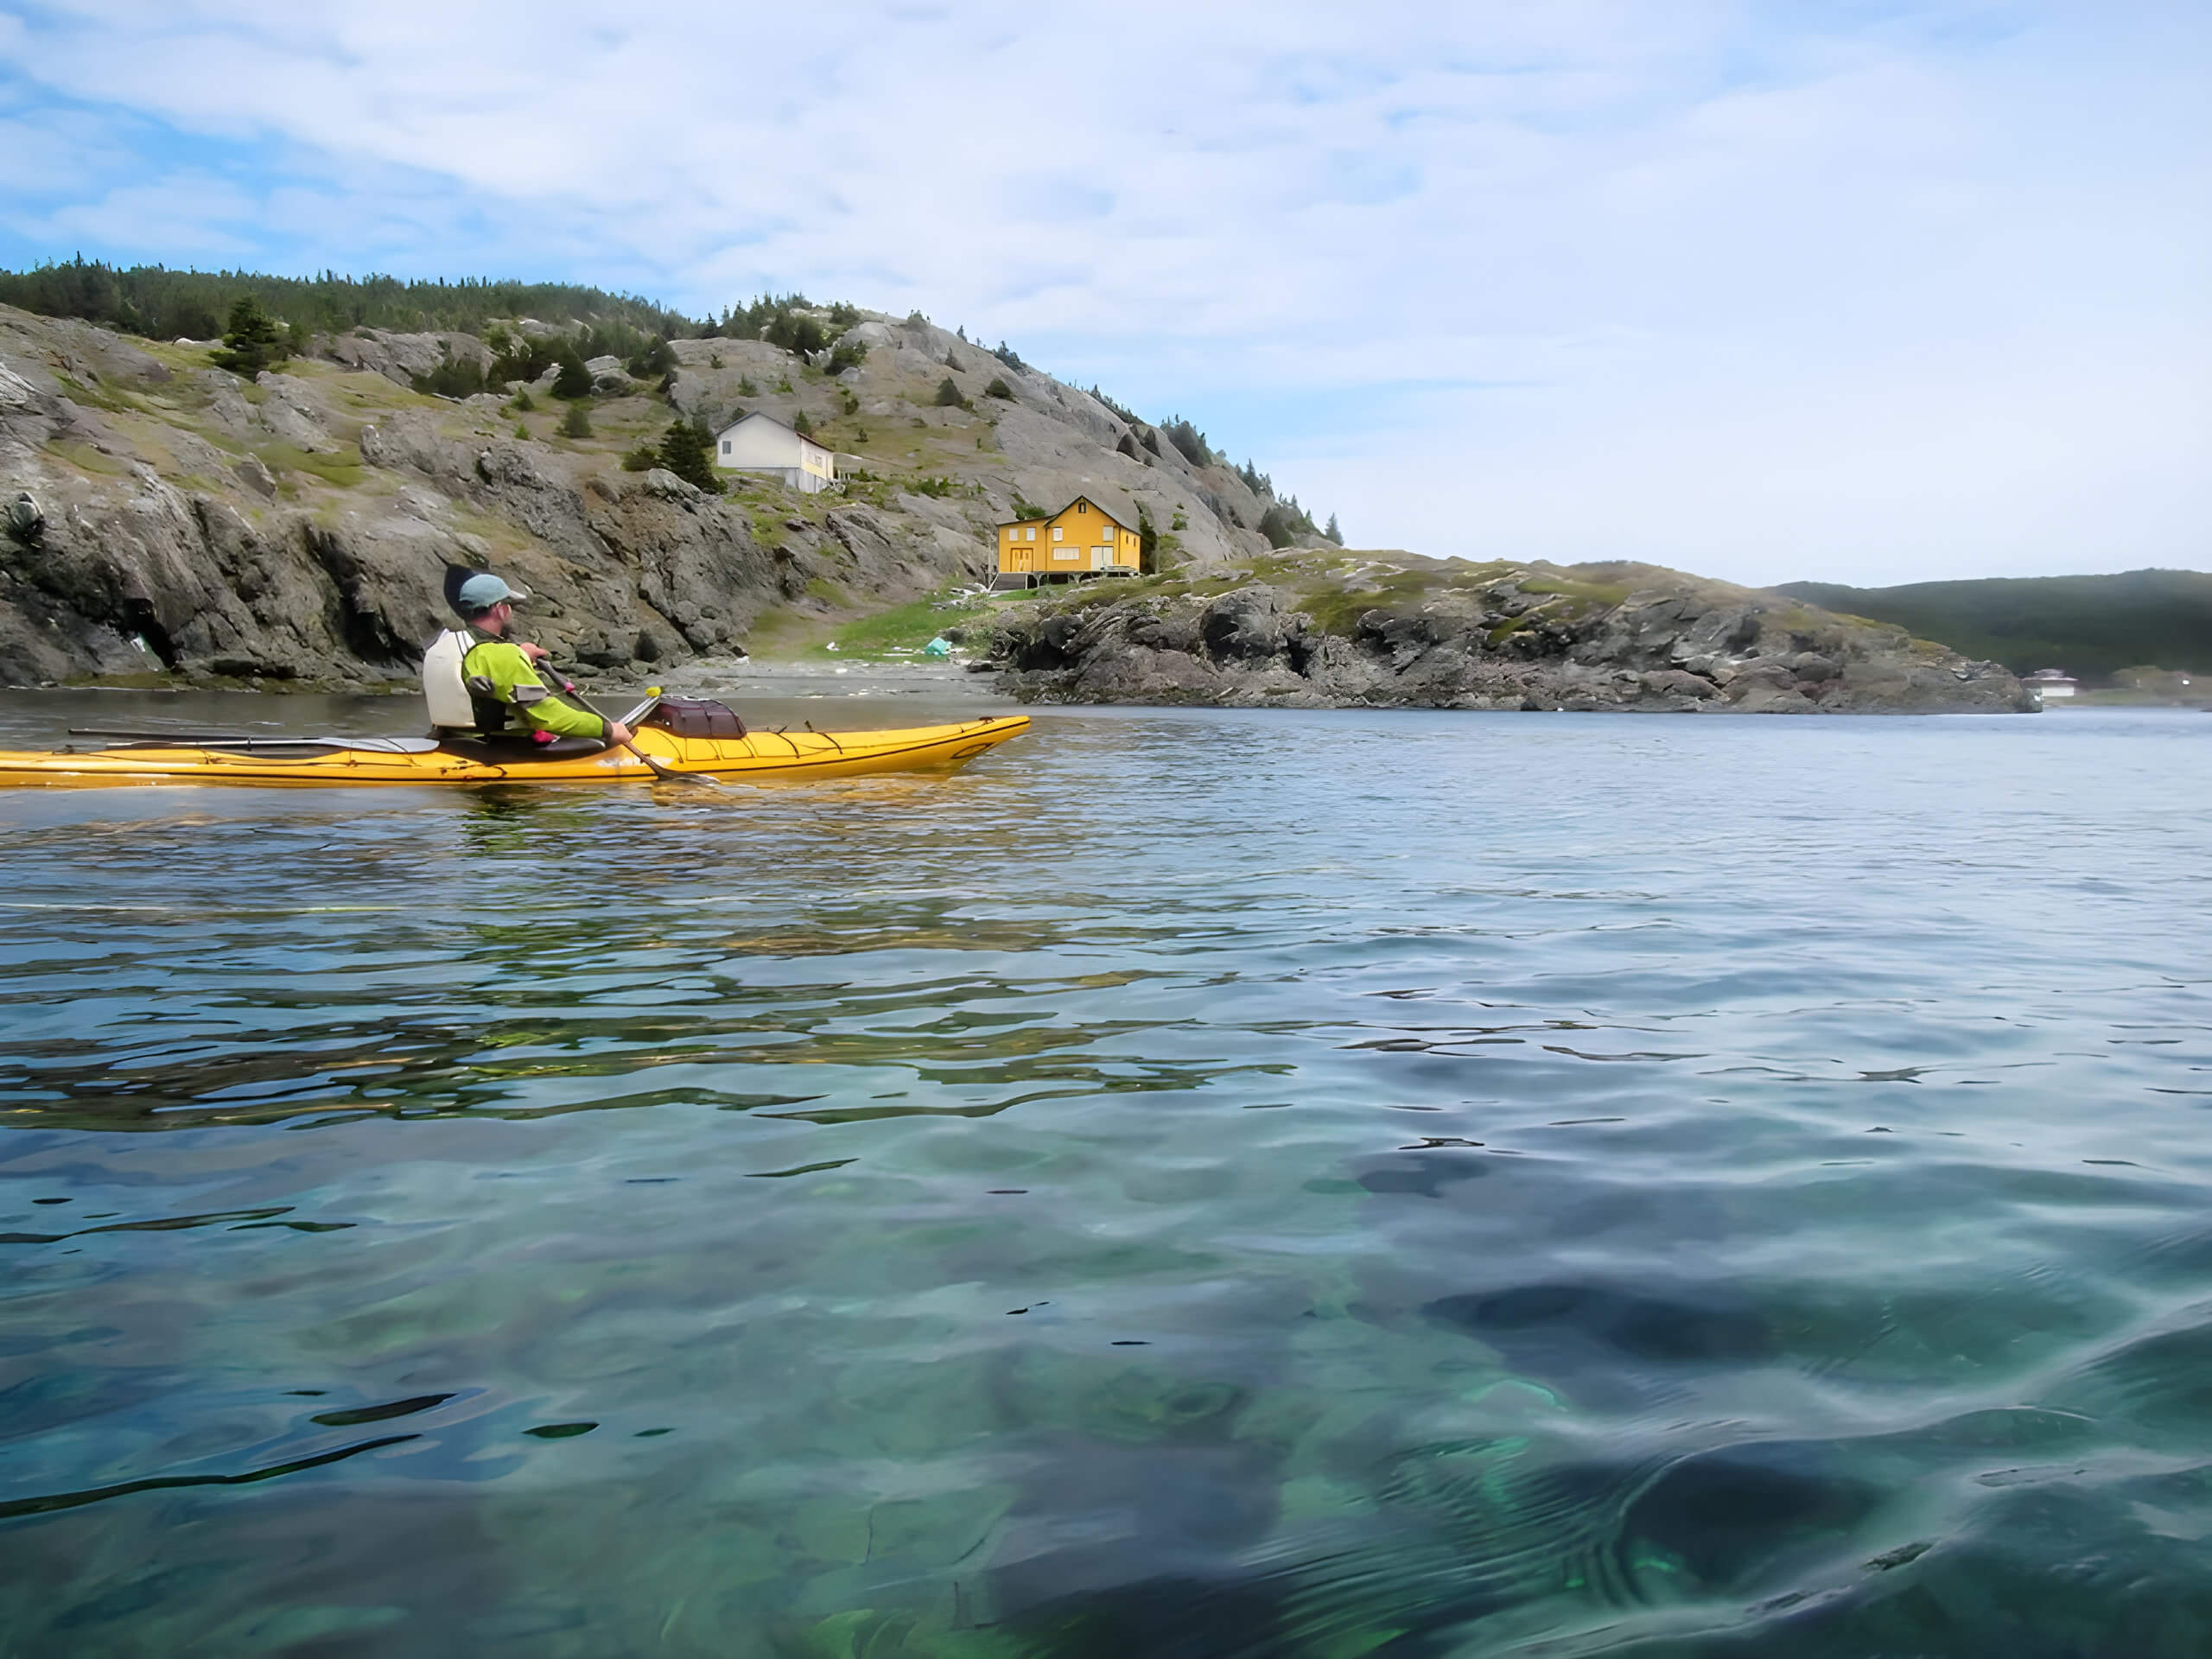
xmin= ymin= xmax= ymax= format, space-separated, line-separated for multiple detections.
xmin=439 ymin=572 xmax=634 ymax=753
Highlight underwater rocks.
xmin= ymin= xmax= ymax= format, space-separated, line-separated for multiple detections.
xmin=981 ymin=557 xmax=2036 ymax=715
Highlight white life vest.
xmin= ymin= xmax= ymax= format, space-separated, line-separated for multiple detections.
xmin=422 ymin=629 xmax=477 ymax=731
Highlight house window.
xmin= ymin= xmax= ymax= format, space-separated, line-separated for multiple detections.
xmin=1052 ymin=527 xmax=1064 ymax=541
xmin=1027 ymin=528 xmax=1037 ymax=541
xmin=721 ymin=440 xmax=731 ymax=454
xmin=1077 ymin=501 xmax=1086 ymax=513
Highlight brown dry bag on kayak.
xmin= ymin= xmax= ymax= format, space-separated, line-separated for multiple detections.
xmin=642 ymin=698 xmax=747 ymax=740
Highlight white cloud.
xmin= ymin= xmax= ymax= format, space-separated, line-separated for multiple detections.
xmin=3 ymin=0 xmax=2206 ymax=582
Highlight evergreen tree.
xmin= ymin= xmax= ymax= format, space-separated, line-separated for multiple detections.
xmin=627 ymin=336 xmax=676 ymax=378
xmin=657 ymin=417 xmax=721 ymax=492
xmin=211 ymin=296 xmax=288 ymax=378
xmin=1324 ymin=512 xmax=1343 ymax=545
xmin=551 ymin=348 xmax=593 ymax=399
xmin=560 ymin=400 xmax=594 ymax=440
xmin=791 ymin=411 xmax=814 ymax=437
xmin=985 ymin=376 xmax=1014 ymax=399
xmin=933 ymin=376 xmax=966 ymax=408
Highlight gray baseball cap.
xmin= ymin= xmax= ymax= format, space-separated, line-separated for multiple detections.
xmin=456 ymin=573 xmax=531 ymax=613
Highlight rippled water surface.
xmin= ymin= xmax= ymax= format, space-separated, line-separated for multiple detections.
xmin=3 ymin=692 xmax=2209 ymax=1657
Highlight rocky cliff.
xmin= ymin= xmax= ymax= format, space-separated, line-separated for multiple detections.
xmin=0 ymin=301 xmax=2032 ymax=715
xmin=0 ymin=303 xmax=1289 ymax=689
xmin=980 ymin=552 xmax=2032 ymax=713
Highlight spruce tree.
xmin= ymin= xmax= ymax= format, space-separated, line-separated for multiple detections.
xmin=1324 ymin=512 xmax=1344 ymax=545
xmin=212 ymin=296 xmax=288 ymax=378
xmin=657 ymin=418 xmax=721 ymax=492
xmin=551 ymin=348 xmax=593 ymax=399
xmin=933 ymin=376 xmax=964 ymax=408
xmin=560 ymin=400 xmax=593 ymax=440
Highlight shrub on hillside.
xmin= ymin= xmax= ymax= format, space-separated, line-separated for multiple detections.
xmin=411 ymin=345 xmax=486 ymax=398
xmin=551 ymin=350 xmax=593 ymax=399
xmin=792 ymin=411 xmax=814 ymax=437
xmin=762 ymin=310 xmax=830 ymax=357
xmin=212 ymin=296 xmax=288 ymax=378
xmin=561 ymin=400 xmax=593 ymax=440
xmin=1259 ymin=501 xmax=1321 ymax=549
xmin=985 ymin=376 xmax=1013 ymax=400
xmin=486 ymin=327 xmax=556 ymax=389
xmin=933 ymin=376 xmax=968 ymax=409
xmin=825 ymin=335 xmax=868 ymax=375
xmin=1162 ymin=418 xmax=1211 ymax=467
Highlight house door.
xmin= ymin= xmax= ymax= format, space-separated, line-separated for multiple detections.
xmin=1090 ymin=547 xmax=1110 ymax=570
xmin=1011 ymin=547 xmax=1033 ymax=571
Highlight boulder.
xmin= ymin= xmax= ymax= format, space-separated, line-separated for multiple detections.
xmin=585 ymin=355 xmax=634 ymax=394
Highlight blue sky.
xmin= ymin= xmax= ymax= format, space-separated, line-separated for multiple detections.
xmin=3 ymin=0 xmax=2205 ymax=585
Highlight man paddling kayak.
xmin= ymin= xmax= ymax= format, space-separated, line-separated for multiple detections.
xmin=452 ymin=573 xmax=634 ymax=750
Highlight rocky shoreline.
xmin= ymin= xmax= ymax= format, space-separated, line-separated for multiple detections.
xmin=978 ymin=556 xmax=2035 ymax=714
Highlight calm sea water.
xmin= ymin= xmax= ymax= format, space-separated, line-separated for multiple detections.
xmin=1 ymin=692 xmax=2208 ymax=1657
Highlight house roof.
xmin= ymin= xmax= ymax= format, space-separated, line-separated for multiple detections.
xmin=995 ymin=493 xmax=1135 ymax=532
xmin=713 ymin=410 xmax=833 ymax=453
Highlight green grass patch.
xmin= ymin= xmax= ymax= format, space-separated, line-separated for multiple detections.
xmin=41 ymin=437 xmax=129 ymax=476
xmin=55 ymin=373 xmax=137 ymax=415
xmin=1295 ymin=569 xmax=1436 ymax=637
xmin=826 ymin=587 xmax=1000 ymax=657
xmin=256 ymin=442 xmax=365 ymax=488
xmin=1517 ymin=576 xmax=1631 ymax=608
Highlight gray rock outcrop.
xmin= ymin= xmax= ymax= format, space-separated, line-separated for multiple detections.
xmin=981 ymin=554 xmax=2033 ymax=714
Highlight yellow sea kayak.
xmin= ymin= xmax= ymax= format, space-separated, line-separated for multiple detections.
xmin=0 ymin=715 xmax=1029 ymax=789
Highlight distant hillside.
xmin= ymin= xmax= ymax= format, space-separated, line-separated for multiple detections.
xmin=0 ymin=261 xmax=1334 ymax=543
xmin=1771 ymin=570 xmax=2212 ymax=682
xmin=0 ymin=257 xmax=695 ymax=346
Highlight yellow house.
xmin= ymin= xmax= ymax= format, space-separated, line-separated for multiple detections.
xmin=997 ymin=495 xmax=1141 ymax=583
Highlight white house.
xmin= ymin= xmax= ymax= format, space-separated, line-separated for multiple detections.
xmin=2024 ymin=668 xmax=2079 ymax=699
xmin=712 ymin=412 xmax=839 ymax=494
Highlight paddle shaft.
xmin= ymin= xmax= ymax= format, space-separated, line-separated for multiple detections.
xmin=531 ymin=658 xmax=723 ymax=789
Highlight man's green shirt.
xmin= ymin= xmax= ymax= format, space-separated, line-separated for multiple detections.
xmin=461 ymin=637 xmax=607 ymax=739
